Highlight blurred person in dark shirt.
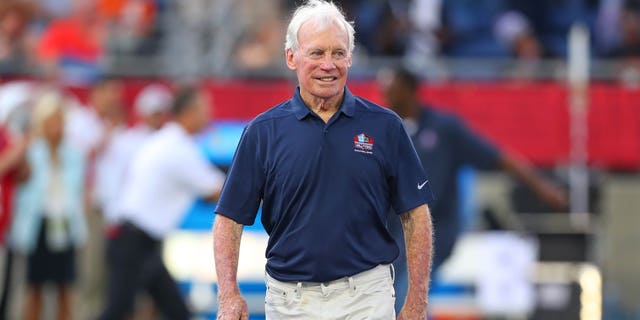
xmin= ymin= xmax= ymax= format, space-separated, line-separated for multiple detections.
xmin=381 ymin=67 xmax=568 ymax=313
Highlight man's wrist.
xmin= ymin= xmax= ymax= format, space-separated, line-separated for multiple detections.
xmin=217 ymin=283 xmax=241 ymax=298
xmin=404 ymin=291 xmax=428 ymax=312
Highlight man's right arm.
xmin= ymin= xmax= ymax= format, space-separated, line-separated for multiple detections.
xmin=212 ymin=122 xmax=263 ymax=319
xmin=213 ymin=214 xmax=249 ymax=320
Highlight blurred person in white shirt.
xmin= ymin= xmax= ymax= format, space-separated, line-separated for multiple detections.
xmin=95 ymin=83 xmax=172 ymax=320
xmin=100 ymin=84 xmax=173 ymax=226
xmin=99 ymin=85 xmax=225 ymax=320
xmin=66 ymin=77 xmax=126 ymax=211
xmin=65 ymin=77 xmax=125 ymax=160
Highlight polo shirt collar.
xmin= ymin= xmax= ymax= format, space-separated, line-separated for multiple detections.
xmin=292 ymin=86 xmax=356 ymax=120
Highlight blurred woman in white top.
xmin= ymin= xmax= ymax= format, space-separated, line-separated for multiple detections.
xmin=11 ymin=89 xmax=86 ymax=320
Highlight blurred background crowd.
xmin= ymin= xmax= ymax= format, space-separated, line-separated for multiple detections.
xmin=0 ymin=0 xmax=638 ymax=80
xmin=0 ymin=0 xmax=638 ymax=319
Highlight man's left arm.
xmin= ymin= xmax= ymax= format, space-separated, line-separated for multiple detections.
xmin=398 ymin=204 xmax=433 ymax=320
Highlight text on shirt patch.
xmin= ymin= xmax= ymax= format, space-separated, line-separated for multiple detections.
xmin=354 ymin=133 xmax=374 ymax=154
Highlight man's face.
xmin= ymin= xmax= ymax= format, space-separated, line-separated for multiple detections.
xmin=286 ymin=20 xmax=352 ymax=101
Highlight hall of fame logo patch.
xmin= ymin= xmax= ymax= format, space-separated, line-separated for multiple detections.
xmin=354 ymin=133 xmax=374 ymax=154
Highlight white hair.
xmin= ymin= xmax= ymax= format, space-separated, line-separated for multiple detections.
xmin=285 ymin=0 xmax=355 ymax=53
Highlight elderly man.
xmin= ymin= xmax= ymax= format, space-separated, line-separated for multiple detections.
xmin=213 ymin=1 xmax=434 ymax=319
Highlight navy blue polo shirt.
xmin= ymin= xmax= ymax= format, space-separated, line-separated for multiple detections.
xmin=215 ymin=87 xmax=433 ymax=282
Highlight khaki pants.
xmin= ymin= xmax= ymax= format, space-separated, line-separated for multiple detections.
xmin=265 ymin=265 xmax=395 ymax=320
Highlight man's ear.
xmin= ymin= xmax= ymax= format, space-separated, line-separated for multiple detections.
xmin=285 ymin=49 xmax=297 ymax=71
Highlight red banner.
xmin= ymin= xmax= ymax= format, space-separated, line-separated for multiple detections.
xmin=13 ymin=78 xmax=640 ymax=170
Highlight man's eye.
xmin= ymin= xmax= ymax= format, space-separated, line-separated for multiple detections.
xmin=310 ymin=51 xmax=323 ymax=57
xmin=334 ymin=51 xmax=345 ymax=58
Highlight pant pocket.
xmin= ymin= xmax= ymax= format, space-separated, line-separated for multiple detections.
xmin=265 ymin=284 xmax=289 ymax=307
xmin=361 ymin=277 xmax=395 ymax=296
xmin=364 ymin=289 xmax=395 ymax=320
xmin=357 ymin=278 xmax=396 ymax=320
xmin=265 ymin=285 xmax=310 ymax=319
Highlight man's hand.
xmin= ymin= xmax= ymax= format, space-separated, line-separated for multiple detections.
xmin=398 ymin=291 xmax=427 ymax=319
xmin=398 ymin=298 xmax=427 ymax=320
xmin=217 ymin=292 xmax=249 ymax=320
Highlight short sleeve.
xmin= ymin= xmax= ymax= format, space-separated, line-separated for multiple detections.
xmin=214 ymin=123 xmax=265 ymax=225
xmin=451 ymin=117 xmax=501 ymax=170
xmin=389 ymin=119 xmax=434 ymax=214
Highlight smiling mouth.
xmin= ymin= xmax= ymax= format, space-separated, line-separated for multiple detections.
xmin=316 ymin=76 xmax=338 ymax=82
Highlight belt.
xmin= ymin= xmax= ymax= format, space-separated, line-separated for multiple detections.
xmin=265 ymin=264 xmax=394 ymax=295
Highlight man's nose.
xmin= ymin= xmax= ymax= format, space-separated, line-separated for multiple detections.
xmin=319 ymin=54 xmax=336 ymax=70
